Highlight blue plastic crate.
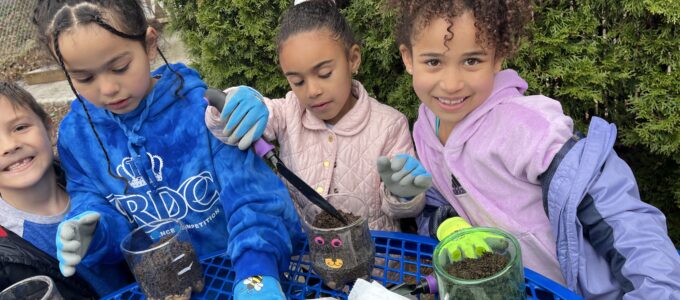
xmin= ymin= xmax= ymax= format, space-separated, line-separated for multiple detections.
xmin=103 ymin=231 xmax=582 ymax=300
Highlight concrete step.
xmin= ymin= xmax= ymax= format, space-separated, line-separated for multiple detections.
xmin=23 ymin=64 xmax=66 ymax=85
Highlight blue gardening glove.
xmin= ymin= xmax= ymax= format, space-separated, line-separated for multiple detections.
xmin=233 ymin=275 xmax=285 ymax=300
xmin=205 ymin=86 xmax=268 ymax=150
xmin=377 ymin=154 xmax=433 ymax=199
xmin=436 ymin=217 xmax=508 ymax=261
xmin=56 ymin=211 xmax=100 ymax=277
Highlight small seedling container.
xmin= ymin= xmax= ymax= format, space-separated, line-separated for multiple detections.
xmin=120 ymin=219 xmax=204 ymax=300
xmin=300 ymin=194 xmax=375 ymax=290
xmin=0 ymin=275 xmax=62 ymax=300
xmin=433 ymin=227 xmax=524 ymax=299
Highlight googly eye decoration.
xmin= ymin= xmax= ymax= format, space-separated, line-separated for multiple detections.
xmin=331 ymin=238 xmax=343 ymax=248
xmin=314 ymin=236 xmax=325 ymax=245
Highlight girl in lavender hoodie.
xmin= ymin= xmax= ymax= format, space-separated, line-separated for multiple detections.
xmin=390 ymin=0 xmax=680 ymax=299
xmin=205 ymin=0 xmax=431 ymax=232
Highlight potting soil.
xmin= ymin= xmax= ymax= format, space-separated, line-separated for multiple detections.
xmin=445 ymin=252 xmax=508 ymax=280
xmin=312 ymin=210 xmax=360 ymax=228
xmin=441 ymin=252 xmax=524 ymax=299
xmin=133 ymin=236 xmax=204 ymax=300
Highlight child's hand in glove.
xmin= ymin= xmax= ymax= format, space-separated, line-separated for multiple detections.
xmin=205 ymin=86 xmax=268 ymax=150
xmin=233 ymin=275 xmax=285 ymax=300
xmin=436 ymin=217 xmax=508 ymax=261
xmin=377 ymin=154 xmax=432 ymax=199
xmin=56 ymin=211 xmax=100 ymax=277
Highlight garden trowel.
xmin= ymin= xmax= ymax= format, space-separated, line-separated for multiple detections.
xmin=204 ymin=88 xmax=348 ymax=225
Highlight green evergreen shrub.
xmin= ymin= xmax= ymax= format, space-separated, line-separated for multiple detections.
xmin=162 ymin=0 xmax=679 ymax=246
xmin=508 ymin=0 xmax=679 ymax=246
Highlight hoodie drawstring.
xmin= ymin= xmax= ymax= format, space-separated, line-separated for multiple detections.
xmin=107 ymin=89 xmax=161 ymax=189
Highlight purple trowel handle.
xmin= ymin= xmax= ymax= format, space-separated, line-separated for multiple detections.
xmin=253 ymin=139 xmax=275 ymax=158
xmin=425 ymin=274 xmax=438 ymax=294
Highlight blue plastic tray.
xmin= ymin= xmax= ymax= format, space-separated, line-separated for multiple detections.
xmin=103 ymin=231 xmax=582 ymax=300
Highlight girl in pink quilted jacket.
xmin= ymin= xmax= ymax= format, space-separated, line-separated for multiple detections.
xmin=205 ymin=0 xmax=431 ymax=232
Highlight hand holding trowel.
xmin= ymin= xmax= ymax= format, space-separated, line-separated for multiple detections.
xmin=204 ymin=87 xmax=348 ymax=225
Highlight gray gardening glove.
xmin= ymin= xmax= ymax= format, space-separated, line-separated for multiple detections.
xmin=377 ymin=154 xmax=432 ymax=199
xmin=56 ymin=211 xmax=100 ymax=277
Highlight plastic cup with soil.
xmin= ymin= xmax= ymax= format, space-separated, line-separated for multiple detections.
xmin=120 ymin=219 xmax=204 ymax=300
xmin=300 ymin=193 xmax=375 ymax=290
xmin=432 ymin=227 xmax=524 ymax=300
xmin=0 ymin=275 xmax=63 ymax=300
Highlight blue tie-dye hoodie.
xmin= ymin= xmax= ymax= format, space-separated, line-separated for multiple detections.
xmin=57 ymin=63 xmax=303 ymax=285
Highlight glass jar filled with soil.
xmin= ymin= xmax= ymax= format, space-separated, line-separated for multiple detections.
xmin=301 ymin=194 xmax=375 ymax=290
xmin=120 ymin=219 xmax=204 ymax=300
xmin=433 ymin=227 xmax=524 ymax=299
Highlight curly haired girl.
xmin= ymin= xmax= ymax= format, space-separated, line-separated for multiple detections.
xmin=391 ymin=0 xmax=680 ymax=298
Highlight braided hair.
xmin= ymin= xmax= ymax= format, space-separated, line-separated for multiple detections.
xmin=32 ymin=0 xmax=182 ymax=192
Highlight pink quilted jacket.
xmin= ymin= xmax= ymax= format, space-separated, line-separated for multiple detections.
xmin=260 ymin=81 xmax=424 ymax=231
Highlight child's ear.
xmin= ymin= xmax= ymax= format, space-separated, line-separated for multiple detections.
xmin=348 ymin=44 xmax=361 ymax=75
xmin=399 ymin=44 xmax=413 ymax=75
xmin=145 ymin=27 xmax=159 ymax=61
xmin=493 ymin=56 xmax=504 ymax=73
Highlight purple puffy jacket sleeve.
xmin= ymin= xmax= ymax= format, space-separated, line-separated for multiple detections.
xmin=544 ymin=117 xmax=680 ymax=298
xmin=578 ymin=150 xmax=680 ymax=299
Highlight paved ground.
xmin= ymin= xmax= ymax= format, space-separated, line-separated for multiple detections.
xmin=19 ymin=31 xmax=191 ymax=104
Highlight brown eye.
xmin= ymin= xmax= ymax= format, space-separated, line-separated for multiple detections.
xmin=425 ymin=59 xmax=441 ymax=67
xmin=464 ymin=58 xmax=481 ymax=66
xmin=14 ymin=124 xmax=31 ymax=132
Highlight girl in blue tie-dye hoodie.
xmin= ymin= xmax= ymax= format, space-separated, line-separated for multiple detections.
xmin=32 ymin=1 xmax=303 ymax=298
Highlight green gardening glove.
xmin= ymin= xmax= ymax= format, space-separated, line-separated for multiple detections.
xmin=436 ymin=217 xmax=508 ymax=261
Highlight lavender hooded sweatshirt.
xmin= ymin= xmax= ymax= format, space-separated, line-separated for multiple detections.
xmin=414 ymin=69 xmax=680 ymax=298
xmin=413 ymin=69 xmax=572 ymax=284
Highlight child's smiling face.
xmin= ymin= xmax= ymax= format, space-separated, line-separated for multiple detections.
xmin=0 ymin=97 xmax=54 ymax=192
xmin=400 ymin=12 xmax=503 ymax=133
xmin=57 ymin=23 xmax=158 ymax=115
xmin=279 ymin=29 xmax=361 ymax=125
